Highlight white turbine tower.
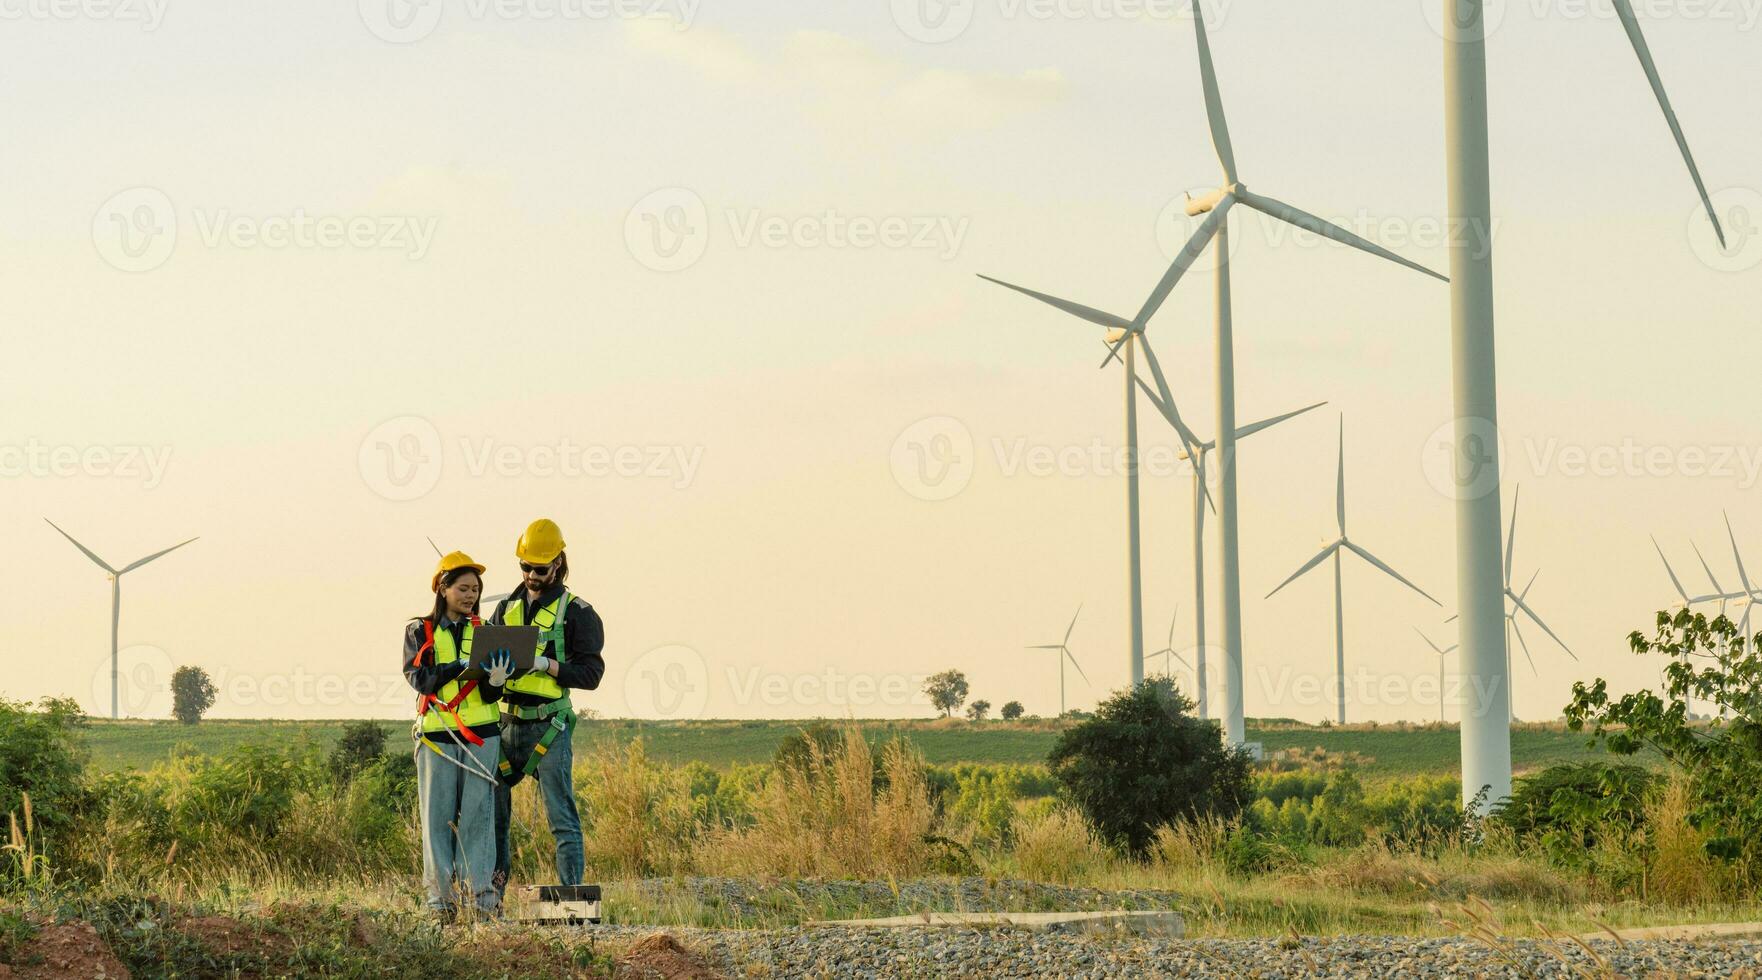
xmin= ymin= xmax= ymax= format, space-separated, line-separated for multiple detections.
xmin=1099 ymin=13 xmax=1445 ymax=746
xmin=1414 ymin=627 xmax=1458 ymax=724
xmin=979 ymin=275 xmax=1205 ymax=686
xmin=1028 ymin=605 xmax=1090 ymax=717
xmin=1441 ymin=0 xmax=1727 ymax=810
xmin=1267 ymin=419 xmax=1441 ymax=724
xmin=46 ymin=520 xmax=198 ymax=720
xmin=1134 ymin=347 xmax=1324 ymax=720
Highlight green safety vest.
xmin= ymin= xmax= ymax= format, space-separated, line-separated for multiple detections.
xmin=501 ymin=590 xmax=571 ymax=703
xmin=418 ymin=620 xmax=502 ymax=733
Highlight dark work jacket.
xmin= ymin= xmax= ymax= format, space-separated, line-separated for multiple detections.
xmin=490 ymin=584 xmax=607 ymax=709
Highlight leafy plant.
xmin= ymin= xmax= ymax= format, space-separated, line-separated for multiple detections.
xmin=923 ymin=670 xmax=969 ymax=718
xmin=1000 ymin=700 xmax=1025 ymax=720
xmin=965 ymin=699 xmax=991 ymax=722
xmin=1565 ymin=610 xmax=1762 ymax=880
xmin=328 ymin=720 xmax=390 ymax=784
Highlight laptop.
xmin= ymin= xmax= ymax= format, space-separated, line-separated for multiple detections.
xmin=459 ymin=625 xmax=541 ymax=680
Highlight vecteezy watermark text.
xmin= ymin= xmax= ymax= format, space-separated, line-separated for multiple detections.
xmin=0 ymin=0 xmax=167 ymax=28
xmin=359 ymin=0 xmax=701 ymax=43
xmin=0 ymin=440 xmax=173 ymax=488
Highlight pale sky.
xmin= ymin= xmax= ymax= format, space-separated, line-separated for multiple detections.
xmin=4 ymin=0 xmax=1760 ymax=725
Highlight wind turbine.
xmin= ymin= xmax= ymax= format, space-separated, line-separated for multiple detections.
xmin=1027 ymin=604 xmax=1091 ymax=717
xmin=1652 ymin=535 xmax=1723 ymax=612
xmin=1099 ymin=12 xmax=1445 ymax=746
xmin=979 ymin=275 xmax=1199 ymax=686
xmin=1441 ymin=0 xmax=1727 ymax=810
xmin=1721 ymin=513 xmax=1761 ymax=638
xmin=1134 ymin=342 xmax=1325 ymax=719
xmin=46 ymin=520 xmax=198 ymax=720
xmin=1148 ymin=608 xmax=1191 ymax=684
xmin=1414 ymin=627 xmax=1458 ymax=724
xmin=1267 ymin=418 xmax=1441 ymax=724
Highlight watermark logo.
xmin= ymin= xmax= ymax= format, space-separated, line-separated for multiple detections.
xmin=625 ymin=187 xmax=711 ymax=273
xmin=623 ymin=644 xmax=710 ymax=719
xmin=93 ymin=187 xmax=177 ymax=273
xmin=359 ymin=0 xmax=444 ymax=42
xmin=1690 ymin=187 xmax=1762 ymax=273
xmin=891 ymin=0 xmax=977 ymax=42
xmin=360 ymin=0 xmax=702 ymax=44
xmin=89 ymin=644 xmax=175 ymax=719
xmin=623 ymin=187 xmax=972 ymax=272
xmin=1421 ymin=416 xmax=1506 ymax=501
xmin=1424 ymin=0 xmax=1510 ymax=41
xmin=359 ymin=416 xmax=445 ymax=502
xmin=891 ymin=416 xmax=976 ymax=502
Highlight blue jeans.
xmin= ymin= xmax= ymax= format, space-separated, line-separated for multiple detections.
xmin=495 ymin=713 xmax=583 ymax=887
xmin=416 ymin=735 xmax=501 ymax=913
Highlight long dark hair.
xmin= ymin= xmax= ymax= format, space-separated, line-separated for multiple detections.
xmin=554 ymin=552 xmax=569 ymax=585
xmin=418 ymin=567 xmax=483 ymax=623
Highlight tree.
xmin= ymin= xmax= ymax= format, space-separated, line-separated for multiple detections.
xmin=1565 ymin=610 xmax=1762 ymax=878
xmin=1000 ymin=700 xmax=1025 ymax=721
xmin=965 ymin=699 xmax=991 ymax=722
xmin=923 ymin=670 xmax=969 ymax=718
xmin=1047 ymin=677 xmax=1253 ymax=856
xmin=171 ymin=666 xmax=216 ymax=725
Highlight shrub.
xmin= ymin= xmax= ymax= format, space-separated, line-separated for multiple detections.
xmin=329 ymin=720 xmax=391 ymax=784
xmin=965 ymin=700 xmax=991 ymax=722
xmin=1566 ymin=610 xmax=1762 ymax=882
xmin=1494 ymin=761 xmax=1655 ymax=873
xmin=0 ymin=698 xmax=91 ymax=862
xmin=1047 ymin=678 xmax=1252 ymax=856
xmin=170 ymin=667 xmax=216 ymax=725
xmin=1001 ymin=701 xmax=1024 ymax=720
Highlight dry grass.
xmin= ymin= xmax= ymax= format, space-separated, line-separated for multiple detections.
xmin=1007 ymin=806 xmax=1117 ymax=885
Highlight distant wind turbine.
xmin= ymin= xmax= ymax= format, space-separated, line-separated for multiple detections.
xmin=1134 ymin=342 xmax=1324 ymax=719
xmin=46 ymin=520 xmax=198 ymax=720
xmin=1148 ymin=608 xmax=1190 ymax=684
xmin=1027 ymin=605 xmax=1090 ymax=717
xmin=1267 ymin=418 xmax=1441 ymax=724
xmin=1721 ymin=513 xmax=1761 ymax=638
xmin=1099 ymin=13 xmax=1445 ymax=746
xmin=1414 ymin=627 xmax=1458 ymax=724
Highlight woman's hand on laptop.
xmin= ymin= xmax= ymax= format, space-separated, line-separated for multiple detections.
xmin=485 ymin=649 xmax=515 ymax=687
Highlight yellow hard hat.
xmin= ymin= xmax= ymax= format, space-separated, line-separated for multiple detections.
xmin=432 ymin=551 xmax=487 ymax=593
xmin=515 ymin=519 xmax=567 ymax=564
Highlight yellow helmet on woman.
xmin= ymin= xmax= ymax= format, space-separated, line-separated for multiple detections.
xmin=515 ymin=519 xmax=567 ymax=564
xmin=432 ymin=551 xmax=487 ymax=592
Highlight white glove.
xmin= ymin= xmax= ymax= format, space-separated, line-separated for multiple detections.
xmin=486 ymin=650 xmax=514 ymax=686
xmin=531 ymin=655 xmax=558 ymax=677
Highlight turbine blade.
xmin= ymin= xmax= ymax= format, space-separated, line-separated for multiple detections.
xmin=1412 ymin=625 xmax=1445 ymax=655
xmin=1335 ymin=416 xmax=1346 ymax=535
xmin=1512 ymin=618 xmax=1538 ymax=674
xmin=1510 ymin=591 xmax=1577 ymax=660
xmin=119 ymin=537 xmax=199 ymax=575
xmin=1026 ymin=644 xmax=1064 ymax=650
xmin=1235 ymin=401 xmax=1327 ymax=441
xmin=1192 ymin=7 xmax=1237 ymax=183
xmin=1235 ymin=188 xmax=1448 ymax=282
xmin=1267 ymin=541 xmax=1341 ymax=599
xmin=1101 ymin=196 xmax=1235 ymax=368
xmin=1132 ymin=343 xmax=1206 ymax=452
xmin=1692 ymin=540 xmax=1727 ymax=595
xmin=1064 ymin=604 xmax=1082 ymax=645
xmin=977 ymin=275 xmax=1133 ymax=332
xmin=1651 ymin=535 xmax=1690 ymax=602
xmin=1610 ymin=0 xmax=1726 ymax=249
xmin=1725 ymin=512 xmax=1754 ymax=594
xmin=428 ymin=536 xmax=443 ymax=557
xmin=1344 ymin=540 xmax=1441 ymax=606
xmin=1064 ymin=647 xmax=1091 ymax=684
xmin=44 ymin=520 xmax=117 ymax=575
xmin=1505 ymin=485 xmax=1520 ymax=587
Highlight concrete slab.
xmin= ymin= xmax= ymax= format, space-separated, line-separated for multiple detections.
xmin=810 ymin=910 xmax=1184 ymax=937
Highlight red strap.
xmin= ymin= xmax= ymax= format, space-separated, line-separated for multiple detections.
xmin=416 ymin=617 xmax=484 ymax=745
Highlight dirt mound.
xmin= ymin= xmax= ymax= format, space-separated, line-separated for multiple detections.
xmin=2 ymin=921 xmax=129 ymax=979
xmin=615 ymin=932 xmax=723 ymax=980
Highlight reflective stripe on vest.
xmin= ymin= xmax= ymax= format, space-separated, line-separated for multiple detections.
xmin=501 ymin=590 xmax=569 ymax=702
xmin=419 ymin=621 xmax=502 ymax=733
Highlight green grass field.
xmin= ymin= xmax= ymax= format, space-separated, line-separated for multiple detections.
xmin=78 ymin=716 xmax=1632 ymax=778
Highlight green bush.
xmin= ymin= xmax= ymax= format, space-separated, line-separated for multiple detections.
xmin=0 ymin=698 xmax=92 ymax=882
xmin=1047 ymin=679 xmax=1252 ymax=856
xmin=328 ymin=720 xmax=391 ymax=784
xmin=1567 ymin=610 xmax=1762 ymax=880
xmin=1495 ymin=762 xmax=1655 ymax=875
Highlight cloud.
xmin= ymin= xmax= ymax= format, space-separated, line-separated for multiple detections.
xmin=620 ymin=19 xmax=1067 ymax=136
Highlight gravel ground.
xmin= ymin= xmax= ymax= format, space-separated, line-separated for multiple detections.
xmin=594 ymin=925 xmax=1762 ymax=978
xmin=627 ymin=876 xmax=1184 ymax=922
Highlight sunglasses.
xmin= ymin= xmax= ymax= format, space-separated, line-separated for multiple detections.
xmin=519 ymin=561 xmax=557 ymax=575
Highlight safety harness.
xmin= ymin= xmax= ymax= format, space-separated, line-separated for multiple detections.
xmin=411 ymin=616 xmax=500 ymax=785
xmin=498 ymin=591 xmax=576 ymax=780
